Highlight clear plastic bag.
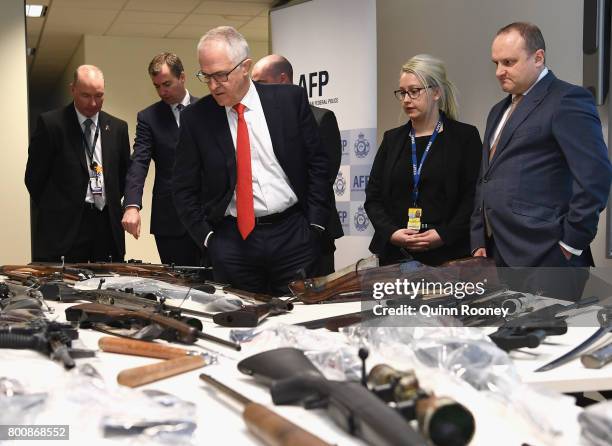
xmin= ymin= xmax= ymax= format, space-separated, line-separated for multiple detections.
xmin=4 ymin=364 xmax=197 ymax=445
xmin=0 ymin=378 xmax=47 ymax=425
xmin=579 ymin=400 xmax=612 ymax=446
xmin=230 ymin=322 xmax=363 ymax=380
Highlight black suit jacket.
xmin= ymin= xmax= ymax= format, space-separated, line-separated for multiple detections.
xmin=172 ymin=83 xmax=330 ymax=248
xmin=310 ymin=105 xmax=343 ymax=245
xmin=124 ymin=95 xmax=198 ymax=236
xmin=25 ymin=104 xmax=130 ymax=259
xmin=365 ymin=117 xmax=482 ymax=265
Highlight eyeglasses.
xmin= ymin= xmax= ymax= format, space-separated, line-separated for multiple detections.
xmin=196 ymin=58 xmax=246 ymax=84
xmin=394 ymin=86 xmax=432 ymax=101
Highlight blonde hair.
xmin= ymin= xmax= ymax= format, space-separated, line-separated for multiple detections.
xmin=401 ymin=54 xmax=458 ymax=120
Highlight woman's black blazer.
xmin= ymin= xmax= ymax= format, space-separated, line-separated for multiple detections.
xmin=365 ymin=117 xmax=482 ymax=265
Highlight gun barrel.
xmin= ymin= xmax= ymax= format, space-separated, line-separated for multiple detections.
xmin=200 ymin=374 xmax=333 ymax=446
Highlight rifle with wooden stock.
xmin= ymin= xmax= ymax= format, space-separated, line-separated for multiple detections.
xmin=4 ymin=265 xmax=293 ymax=327
xmin=200 ymin=374 xmax=333 ymax=446
xmin=65 ymin=302 xmax=241 ymax=350
xmin=289 ymin=257 xmax=498 ymax=304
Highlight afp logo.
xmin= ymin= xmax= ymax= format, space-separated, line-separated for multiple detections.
xmin=334 ymin=172 xmax=346 ymax=196
xmin=353 ymin=205 xmax=370 ymax=232
xmin=298 ymin=71 xmax=329 ymax=98
xmin=354 ymin=133 xmax=370 ymax=159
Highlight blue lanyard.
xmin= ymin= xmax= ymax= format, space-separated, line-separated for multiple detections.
xmin=410 ymin=118 xmax=443 ymax=206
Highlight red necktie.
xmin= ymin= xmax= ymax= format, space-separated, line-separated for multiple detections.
xmin=233 ymin=103 xmax=255 ymax=239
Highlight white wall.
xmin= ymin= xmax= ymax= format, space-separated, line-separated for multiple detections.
xmin=0 ymin=0 xmax=31 ymax=263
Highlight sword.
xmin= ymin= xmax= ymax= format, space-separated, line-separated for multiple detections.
xmin=534 ymin=307 xmax=612 ymax=372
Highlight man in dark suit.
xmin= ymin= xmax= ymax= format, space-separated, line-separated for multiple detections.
xmin=25 ymin=65 xmax=130 ymax=262
xmin=173 ymin=26 xmax=329 ymax=295
xmin=251 ymin=54 xmax=343 ymax=276
xmin=122 ymin=53 xmax=203 ymax=266
xmin=471 ymin=23 xmax=612 ymax=297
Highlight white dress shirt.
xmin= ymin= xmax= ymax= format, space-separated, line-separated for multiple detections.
xmin=75 ymin=106 xmax=105 ymax=205
xmin=224 ymin=81 xmax=298 ymax=218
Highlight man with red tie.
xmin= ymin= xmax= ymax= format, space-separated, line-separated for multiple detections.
xmin=172 ymin=26 xmax=329 ymax=295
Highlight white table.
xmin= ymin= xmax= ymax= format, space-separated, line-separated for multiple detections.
xmin=0 ymin=299 xmax=603 ymax=446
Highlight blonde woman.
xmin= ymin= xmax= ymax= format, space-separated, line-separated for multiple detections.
xmin=365 ymin=54 xmax=482 ymax=266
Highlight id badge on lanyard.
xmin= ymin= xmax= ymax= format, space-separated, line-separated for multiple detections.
xmin=89 ymin=161 xmax=104 ymax=195
xmin=407 ymin=119 xmax=442 ymax=230
xmin=83 ymin=124 xmax=104 ymax=195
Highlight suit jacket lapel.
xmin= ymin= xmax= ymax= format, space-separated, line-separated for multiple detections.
xmin=488 ymin=72 xmax=553 ymax=170
xmin=483 ymin=98 xmax=510 ymax=169
xmin=66 ymin=104 xmax=88 ymax=173
xmin=256 ymin=84 xmax=284 ymax=162
xmin=211 ymin=103 xmax=236 ymax=185
xmin=99 ymin=112 xmax=112 ymax=178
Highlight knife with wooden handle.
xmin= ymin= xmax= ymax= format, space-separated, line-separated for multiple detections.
xmin=98 ymin=336 xmax=207 ymax=359
xmin=117 ymin=356 xmax=209 ymax=388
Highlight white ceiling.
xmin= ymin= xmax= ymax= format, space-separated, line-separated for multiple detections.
xmin=26 ymin=0 xmax=274 ymax=93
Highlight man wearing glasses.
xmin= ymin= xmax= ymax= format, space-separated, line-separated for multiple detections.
xmin=172 ymin=26 xmax=329 ymax=295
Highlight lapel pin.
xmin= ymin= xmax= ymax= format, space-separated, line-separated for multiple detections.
xmin=105 ymin=124 xmax=110 ymax=131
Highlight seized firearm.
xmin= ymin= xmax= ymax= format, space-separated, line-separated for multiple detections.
xmin=212 ymin=298 xmax=294 ymax=327
xmin=65 ymin=302 xmax=241 ymax=351
xmin=5 ymin=260 xmax=209 ymax=285
xmin=489 ymin=324 xmax=567 ymax=351
xmin=200 ymin=374 xmax=333 ymax=446
xmin=289 ymin=257 xmax=497 ymax=304
xmin=367 ymin=364 xmax=475 ymax=446
xmin=238 ymin=347 xmax=426 ymax=446
xmin=0 ymin=313 xmax=93 ymax=369
xmin=486 ymin=296 xmax=599 ymax=353
xmin=43 ymin=281 xmax=292 ymax=328
xmin=1 ymin=264 xmax=94 ymax=281
xmin=40 ymin=280 xmax=214 ymax=320
xmin=296 ymin=285 xmax=510 ymax=331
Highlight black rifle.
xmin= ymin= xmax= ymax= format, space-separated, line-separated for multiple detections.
xmin=237 ymin=347 xmax=426 ymax=446
xmin=0 ymin=317 xmax=93 ymax=369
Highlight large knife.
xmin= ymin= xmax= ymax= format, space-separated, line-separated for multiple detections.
xmin=535 ymin=307 xmax=612 ymax=372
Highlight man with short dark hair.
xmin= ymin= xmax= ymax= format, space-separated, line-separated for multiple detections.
xmin=471 ymin=23 xmax=611 ymax=291
xmin=122 ymin=53 xmax=203 ymax=266
xmin=173 ymin=27 xmax=329 ymax=295
xmin=26 ymin=65 xmax=130 ymax=262
xmin=252 ymin=54 xmax=343 ymax=276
